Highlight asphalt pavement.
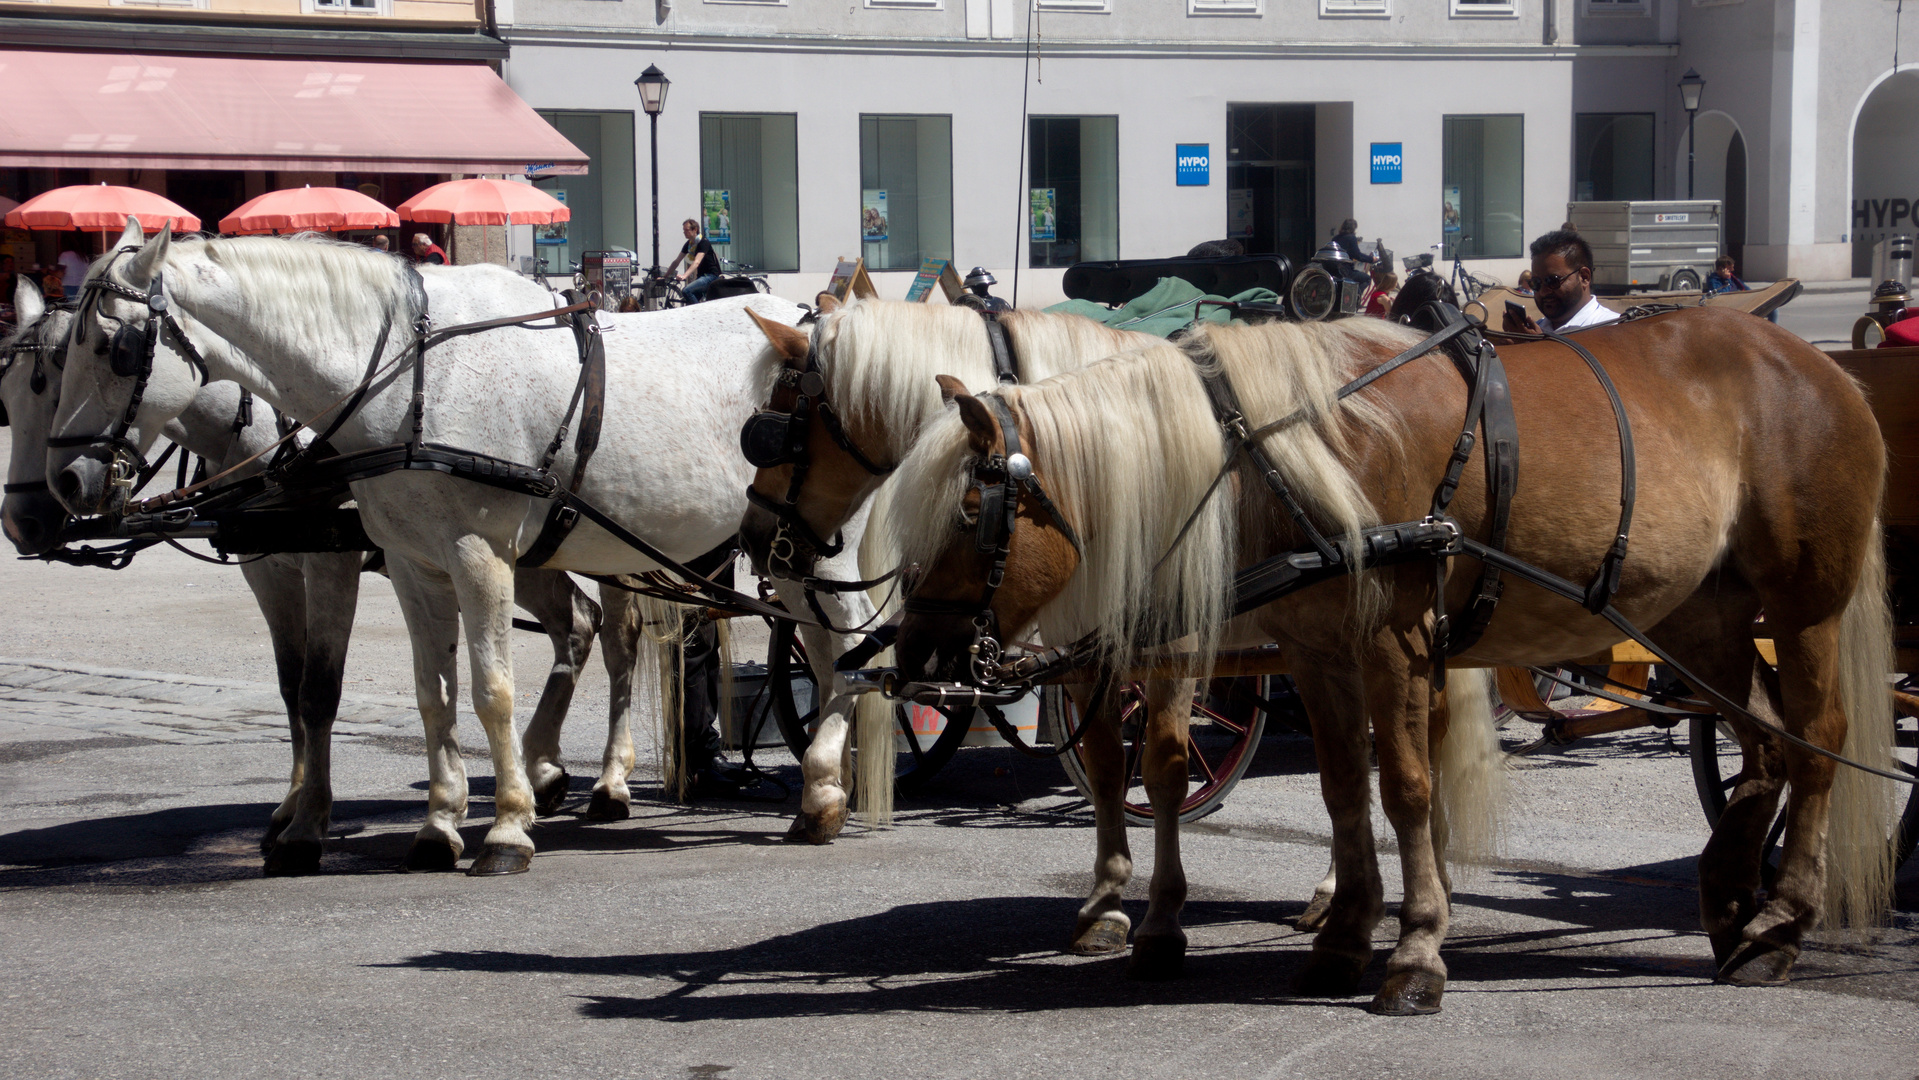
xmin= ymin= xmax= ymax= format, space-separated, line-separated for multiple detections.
xmin=2 ymin=289 xmax=1915 ymax=1080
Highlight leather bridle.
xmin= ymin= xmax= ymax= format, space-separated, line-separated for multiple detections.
xmin=739 ymin=318 xmax=895 ymax=578
xmin=1 ymin=311 xmax=63 ymax=492
xmin=900 ymin=392 xmax=1082 ymax=685
xmin=52 ymin=250 xmax=214 ymax=504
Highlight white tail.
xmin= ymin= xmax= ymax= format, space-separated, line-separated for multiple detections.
xmin=1432 ymin=667 xmax=1507 ymax=874
xmin=633 ymin=593 xmax=694 ymax=801
xmin=1825 ymin=526 xmax=1897 ymax=928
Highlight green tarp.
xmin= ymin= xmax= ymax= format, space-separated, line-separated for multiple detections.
xmin=1043 ymin=276 xmax=1281 ymax=339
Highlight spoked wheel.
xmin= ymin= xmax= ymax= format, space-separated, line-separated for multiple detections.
xmin=1691 ymin=708 xmax=1919 ymax=870
xmin=765 ymin=620 xmax=972 ymax=794
xmin=1043 ymin=677 xmax=1268 ymax=827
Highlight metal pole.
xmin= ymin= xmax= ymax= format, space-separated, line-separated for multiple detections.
xmin=1686 ymin=107 xmax=1696 ymax=200
xmin=649 ymin=111 xmax=662 ymax=272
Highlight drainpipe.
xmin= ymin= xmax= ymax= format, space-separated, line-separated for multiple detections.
xmin=1544 ymin=0 xmax=1557 ymax=45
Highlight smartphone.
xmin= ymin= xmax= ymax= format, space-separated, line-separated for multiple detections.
xmin=1504 ymin=300 xmax=1527 ymax=324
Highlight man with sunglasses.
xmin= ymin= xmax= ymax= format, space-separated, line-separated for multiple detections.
xmin=1502 ymin=229 xmax=1616 ymax=334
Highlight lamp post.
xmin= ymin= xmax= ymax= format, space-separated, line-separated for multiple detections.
xmin=634 ymin=64 xmax=671 ymax=273
xmin=1678 ymin=68 xmax=1705 ymax=200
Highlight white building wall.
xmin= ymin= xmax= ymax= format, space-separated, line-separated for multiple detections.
xmin=504 ymin=40 xmax=1581 ymax=304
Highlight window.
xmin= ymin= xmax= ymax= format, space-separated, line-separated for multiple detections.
xmin=1321 ymin=0 xmax=1387 ymax=14
xmin=699 ymin=113 xmax=800 ymax=274
xmin=532 ymin=111 xmax=637 ymax=274
xmin=1192 ymin=0 xmax=1262 ymax=16
xmin=1029 ymin=116 xmax=1119 ymax=269
xmin=1584 ymin=0 xmax=1647 ymax=12
xmin=303 ymin=0 xmax=387 ymax=11
xmin=859 ymin=116 xmax=953 ymax=272
xmin=1573 ymin=114 xmax=1653 ymax=202
xmin=867 ymin=0 xmax=940 ymax=8
xmin=1226 ymin=103 xmax=1316 ymax=267
xmin=1036 ymin=0 xmax=1110 ymax=12
xmin=1441 ymin=114 xmax=1523 ymax=260
xmin=1451 ymin=0 xmax=1515 ymax=15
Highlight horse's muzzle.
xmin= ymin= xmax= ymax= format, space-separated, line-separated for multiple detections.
xmin=54 ymin=450 xmax=128 ymax=518
xmin=1 ymin=488 xmax=70 ymax=556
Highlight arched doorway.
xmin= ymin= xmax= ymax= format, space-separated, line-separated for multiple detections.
xmin=1851 ymin=69 xmax=1919 ymax=277
xmin=1676 ymin=111 xmax=1745 ymax=265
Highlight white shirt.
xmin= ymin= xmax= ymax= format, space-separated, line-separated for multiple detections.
xmin=1541 ymin=294 xmax=1617 ymax=333
xmin=58 ymin=250 xmax=89 ymax=291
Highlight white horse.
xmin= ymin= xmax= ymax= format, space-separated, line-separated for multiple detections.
xmin=51 ymin=224 xmax=876 ymax=874
xmin=6 ymin=271 xmax=648 ymax=874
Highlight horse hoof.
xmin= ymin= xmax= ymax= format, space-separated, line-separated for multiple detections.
xmin=1069 ymin=917 xmax=1130 ymax=956
xmin=1295 ymin=894 xmax=1333 ymax=932
xmin=783 ymin=808 xmax=845 ymax=845
xmin=1369 ymin=971 xmax=1445 ymax=1016
xmin=1294 ymin=953 xmax=1367 ymax=998
xmin=262 ymin=840 xmax=323 ymax=877
xmin=261 ymin=818 xmax=290 ymax=853
xmin=585 ymin=789 xmax=631 ymax=821
xmin=467 ymin=845 xmax=534 ymax=876
xmin=532 ymin=768 xmax=572 ymax=816
xmin=1127 ymin=933 xmax=1187 ymax=980
xmin=1717 ymin=942 xmax=1796 ymax=986
xmin=403 ymin=837 xmax=461 ymax=873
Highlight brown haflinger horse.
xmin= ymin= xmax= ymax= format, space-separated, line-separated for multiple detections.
xmin=887 ymin=307 xmax=1901 ymax=1013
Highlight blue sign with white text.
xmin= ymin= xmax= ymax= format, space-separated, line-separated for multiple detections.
xmin=1370 ymin=143 xmax=1403 ymax=184
xmin=1176 ymin=144 xmax=1210 ymax=186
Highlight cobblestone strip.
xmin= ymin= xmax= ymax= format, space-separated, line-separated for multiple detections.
xmin=0 ymin=657 xmax=425 ymax=745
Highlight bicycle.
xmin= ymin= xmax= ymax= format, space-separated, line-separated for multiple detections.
xmin=633 ymin=266 xmax=689 ymax=311
xmin=1439 ymin=241 xmax=1501 ymax=305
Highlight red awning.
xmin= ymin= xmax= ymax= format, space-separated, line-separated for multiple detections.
xmin=0 ymin=50 xmax=588 ymax=175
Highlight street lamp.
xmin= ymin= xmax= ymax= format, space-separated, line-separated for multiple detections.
xmin=1678 ymin=68 xmax=1705 ymax=200
xmin=635 ymin=64 xmax=671 ymax=272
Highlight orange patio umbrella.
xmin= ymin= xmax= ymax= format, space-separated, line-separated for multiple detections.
xmin=220 ymin=185 xmax=399 ymax=235
xmin=4 ymin=183 xmax=200 ymax=233
xmin=396 ymin=178 xmax=570 ymax=225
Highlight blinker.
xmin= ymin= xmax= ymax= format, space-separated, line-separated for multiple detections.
xmin=740 ymin=410 xmax=798 ymax=468
xmin=109 ymin=323 xmax=148 ymax=378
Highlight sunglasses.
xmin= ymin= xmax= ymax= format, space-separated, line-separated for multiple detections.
xmin=1533 ymin=270 xmax=1582 ymax=291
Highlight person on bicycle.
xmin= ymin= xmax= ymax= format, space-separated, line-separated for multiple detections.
xmin=1502 ymin=229 xmax=1616 ymax=334
xmin=1331 ymin=219 xmax=1377 ymax=267
xmin=668 ymin=219 xmax=721 ymax=303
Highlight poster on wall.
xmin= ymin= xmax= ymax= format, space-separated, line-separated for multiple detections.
xmin=536 ymin=189 xmax=568 ymax=245
xmin=1029 ymin=188 xmax=1057 ymax=242
xmin=703 ymin=190 xmax=731 ymax=243
xmin=1441 ymin=184 xmax=1462 ymax=238
xmin=861 ymin=190 xmax=889 ymax=243
xmin=1227 ymin=189 xmax=1254 ymax=240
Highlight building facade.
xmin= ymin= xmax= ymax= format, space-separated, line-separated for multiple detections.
xmin=494 ymin=0 xmax=1913 ymax=302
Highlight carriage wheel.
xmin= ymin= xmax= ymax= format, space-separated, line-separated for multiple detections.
xmin=1690 ymin=709 xmax=1919 ymax=869
xmin=765 ymin=620 xmax=972 ymax=795
xmin=1043 ymin=678 xmax=1268 ymax=827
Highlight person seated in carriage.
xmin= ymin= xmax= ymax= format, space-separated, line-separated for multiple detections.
xmin=1501 ymin=229 xmax=1617 ymax=334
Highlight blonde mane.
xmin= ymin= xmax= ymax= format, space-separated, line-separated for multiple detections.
xmin=747 ymin=299 xmax=1157 ymax=462
xmin=890 ymin=315 xmax=1421 ymax=668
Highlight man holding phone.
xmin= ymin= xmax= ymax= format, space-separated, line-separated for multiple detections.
xmin=1502 ymin=229 xmax=1617 ymax=334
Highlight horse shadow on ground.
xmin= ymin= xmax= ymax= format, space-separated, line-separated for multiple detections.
xmin=381 ymin=859 xmax=1845 ymax=1023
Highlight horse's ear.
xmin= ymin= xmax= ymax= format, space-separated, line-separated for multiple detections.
xmin=125 ymin=224 xmax=171 ymax=286
xmin=944 ymin=383 xmax=997 ymax=455
xmin=936 ymin=374 xmax=968 ymax=406
xmin=113 ymin=216 xmax=144 ymax=252
xmin=745 ymin=308 xmax=809 ymax=362
xmin=814 ymin=292 xmax=841 ymax=314
xmin=13 ymin=275 xmax=44 ymax=326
